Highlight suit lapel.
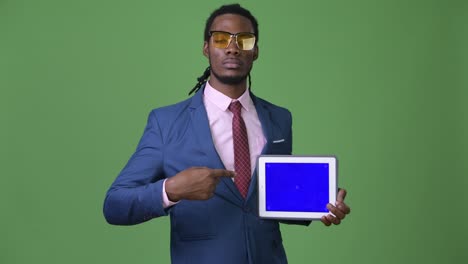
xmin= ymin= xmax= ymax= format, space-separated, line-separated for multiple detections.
xmin=189 ymin=87 xmax=244 ymax=205
xmin=252 ymin=94 xmax=274 ymax=155
xmin=246 ymin=93 xmax=273 ymax=202
xmin=189 ymin=90 xmax=222 ymax=168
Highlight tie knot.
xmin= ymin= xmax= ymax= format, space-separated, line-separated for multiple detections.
xmin=229 ymin=101 xmax=243 ymax=116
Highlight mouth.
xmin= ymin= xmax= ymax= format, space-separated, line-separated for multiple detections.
xmin=222 ymin=58 xmax=243 ymax=69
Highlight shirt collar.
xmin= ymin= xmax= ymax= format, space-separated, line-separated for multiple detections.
xmin=204 ymin=81 xmax=254 ymax=112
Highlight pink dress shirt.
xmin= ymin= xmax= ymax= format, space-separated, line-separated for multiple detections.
xmin=162 ymin=82 xmax=266 ymax=207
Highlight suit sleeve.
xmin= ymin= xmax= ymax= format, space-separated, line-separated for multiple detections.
xmin=103 ymin=110 xmax=168 ymax=225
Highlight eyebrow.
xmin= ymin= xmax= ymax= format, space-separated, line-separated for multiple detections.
xmin=210 ymin=30 xmax=256 ymax=35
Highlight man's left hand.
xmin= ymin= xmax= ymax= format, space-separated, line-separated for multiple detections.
xmin=321 ymin=188 xmax=351 ymax=226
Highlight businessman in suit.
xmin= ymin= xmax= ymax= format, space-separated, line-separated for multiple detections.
xmin=103 ymin=4 xmax=351 ymax=264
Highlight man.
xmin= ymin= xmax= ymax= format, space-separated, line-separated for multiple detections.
xmin=104 ymin=4 xmax=351 ymax=264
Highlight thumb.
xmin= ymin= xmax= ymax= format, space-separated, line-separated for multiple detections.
xmin=337 ymin=188 xmax=347 ymax=202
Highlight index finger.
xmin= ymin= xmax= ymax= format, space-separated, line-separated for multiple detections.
xmin=337 ymin=188 xmax=347 ymax=202
xmin=211 ymin=169 xmax=236 ymax=178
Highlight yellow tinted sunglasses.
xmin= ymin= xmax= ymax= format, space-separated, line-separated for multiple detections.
xmin=209 ymin=31 xmax=257 ymax=51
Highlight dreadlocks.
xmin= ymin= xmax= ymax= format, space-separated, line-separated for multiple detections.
xmin=188 ymin=66 xmax=211 ymax=95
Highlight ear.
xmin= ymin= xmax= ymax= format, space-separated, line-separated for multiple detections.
xmin=253 ymin=46 xmax=259 ymax=61
xmin=203 ymin=41 xmax=209 ymax=58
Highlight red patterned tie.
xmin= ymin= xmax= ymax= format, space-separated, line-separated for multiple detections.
xmin=229 ymin=101 xmax=251 ymax=198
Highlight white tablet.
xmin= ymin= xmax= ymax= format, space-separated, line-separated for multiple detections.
xmin=257 ymin=155 xmax=337 ymax=220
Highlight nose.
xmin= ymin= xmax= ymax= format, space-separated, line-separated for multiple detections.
xmin=225 ymin=36 xmax=240 ymax=55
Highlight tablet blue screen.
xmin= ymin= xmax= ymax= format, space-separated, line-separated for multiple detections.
xmin=265 ymin=162 xmax=329 ymax=212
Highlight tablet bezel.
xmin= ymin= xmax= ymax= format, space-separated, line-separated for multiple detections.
xmin=257 ymin=155 xmax=337 ymax=220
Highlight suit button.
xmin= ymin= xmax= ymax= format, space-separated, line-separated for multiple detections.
xmin=243 ymin=207 xmax=251 ymax=213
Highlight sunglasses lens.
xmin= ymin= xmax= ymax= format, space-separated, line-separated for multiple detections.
xmin=211 ymin=32 xmax=231 ymax=48
xmin=211 ymin=32 xmax=256 ymax=50
xmin=237 ymin=33 xmax=256 ymax=50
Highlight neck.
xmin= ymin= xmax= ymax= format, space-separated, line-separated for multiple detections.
xmin=208 ymin=78 xmax=247 ymax=99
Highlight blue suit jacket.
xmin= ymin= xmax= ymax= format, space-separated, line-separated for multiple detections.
xmin=104 ymin=87 xmax=310 ymax=264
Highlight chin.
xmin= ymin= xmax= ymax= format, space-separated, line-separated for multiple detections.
xmin=212 ymin=70 xmax=247 ymax=85
xmin=218 ymin=75 xmax=246 ymax=85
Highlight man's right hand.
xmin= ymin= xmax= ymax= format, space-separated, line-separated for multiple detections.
xmin=165 ymin=167 xmax=235 ymax=201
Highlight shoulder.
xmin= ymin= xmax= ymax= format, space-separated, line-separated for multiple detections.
xmin=252 ymin=94 xmax=292 ymax=119
xmin=144 ymin=92 xmax=206 ymax=137
xmin=149 ymin=96 xmax=194 ymax=123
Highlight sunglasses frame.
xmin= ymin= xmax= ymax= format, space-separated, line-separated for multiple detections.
xmin=209 ymin=31 xmax=257 ymax=51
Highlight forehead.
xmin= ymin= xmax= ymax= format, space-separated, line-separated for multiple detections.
xmin=210 ymin=14 xmax=254 ymax=33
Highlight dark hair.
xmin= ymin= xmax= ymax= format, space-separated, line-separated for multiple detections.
xmin=203 ymin=4 xmax=259 ymax=43
xmin=189 ymin=4 xmax=258 ymax=95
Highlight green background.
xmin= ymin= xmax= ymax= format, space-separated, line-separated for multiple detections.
xmin=1 ymin=0 xmax=467 ymax=263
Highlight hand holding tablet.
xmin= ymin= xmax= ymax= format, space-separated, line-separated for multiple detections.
xmin=257 ymin=155 xmax=338 ymax=220
xmin=321 ymin=188 xmax=350 ymax=226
